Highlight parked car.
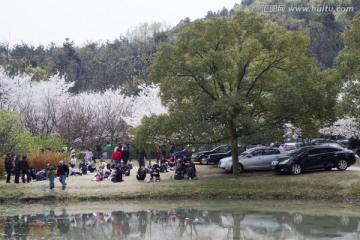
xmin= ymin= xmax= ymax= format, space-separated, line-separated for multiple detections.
xmin=279 ymin=142 xmax=302 ymax=153
xmin=310 ymin=138 xmax=334 ymax=145
xmin=271 ymin=145 xmax=356 ymax=175
xmin=320 ymin=142 xmax=346 ymax=149
xmin=172 ymin=144 xmax=212 ymax=160
xmin=190 ymin=145 xmax=231 ymax=165
xmin=218 ymin=147 xmax=287 ymax=172
xmin=207 ymin=145 xmax=247 ymax=165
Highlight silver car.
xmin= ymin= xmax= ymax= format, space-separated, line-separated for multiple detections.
xmin=218 ymin=147 xmax=287 ymax=172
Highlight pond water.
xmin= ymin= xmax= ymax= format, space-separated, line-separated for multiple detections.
xmin=0 ymin=200 xmax=359 ymax=239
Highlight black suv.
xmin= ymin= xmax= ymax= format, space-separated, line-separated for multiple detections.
xmin=271 ymin=145 xmax=356 ymax=175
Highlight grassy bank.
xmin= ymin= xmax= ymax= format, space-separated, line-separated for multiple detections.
xmin=1 ymin=164 xmax=360 ymax=204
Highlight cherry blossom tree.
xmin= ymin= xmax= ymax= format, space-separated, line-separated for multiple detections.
xmin=0 ymin=67 xmax=167 ymax=149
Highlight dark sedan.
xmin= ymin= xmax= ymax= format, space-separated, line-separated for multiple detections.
xmin=207 ymin=146 xmax=247 ymax=165
xmin=190 ymin=145 xmax=230 ymax=165
xmin=271 ymin=145 xmax=356 ymax=175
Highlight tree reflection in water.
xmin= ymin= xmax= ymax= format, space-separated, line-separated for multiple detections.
xmin=1 ymin=207 xmax=360 ymax=239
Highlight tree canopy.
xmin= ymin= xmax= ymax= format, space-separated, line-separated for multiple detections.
xmin=147 ymin=11 xmax=338 ymax=174
xmin=335 ymin=12 xmax=360 ymax=129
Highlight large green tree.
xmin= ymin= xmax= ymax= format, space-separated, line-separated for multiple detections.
xmin=148 ymin=12 xmax=336 ymax=175
xmin=335 ymin=12 xmax=360 ymax=128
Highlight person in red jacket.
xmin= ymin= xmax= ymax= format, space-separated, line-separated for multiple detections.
xmin=112 ymin=145 xmax=122 ymax=168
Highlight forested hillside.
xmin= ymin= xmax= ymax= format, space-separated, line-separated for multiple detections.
xmin=0 ymin=0 xmax=358 ymax=94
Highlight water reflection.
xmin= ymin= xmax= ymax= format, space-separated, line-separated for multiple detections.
xmin=1 ymin=207 xmax=360 ymax=239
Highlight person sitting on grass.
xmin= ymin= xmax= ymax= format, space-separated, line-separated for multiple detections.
xmin=168 ymin=156 xmax=177 ymax=170
xmin=69 ymin=164 xmax=76 ymax=176
xmin=174 ymin=161 xmax=186 ymax=180
xmin=35 ymin=169 xmax=47 ymax=181
xmin=146 ymin=165 xmax=152 ymax=174
xmin=127 ymin=160 xmax=133 ymax=170
xmin=79 ymin=160 xmax=88 ymax=175
xmin=120 ymin=162 xmax=131 ymax=176
xmin=93 ymin=169 xmax=102 ymax=182
xmin=29 ymin=168 xmax=37 ymax=181
xmin=111 ymin=167 xmax=123 ymax=183
xmin=159 ymin=156 xmax=169 ymax=173
xmin=99 ymin=160 xmax=111 ymax=179
xmin=136 ymin=165 xmax=147 ymax=181
xmin=184 ymin=160 xmax=197 ymax=180
xmin=149 ymin=164 xmax=161 ymax=182
xmin=87 ymin=156 xmax=97 ymax=173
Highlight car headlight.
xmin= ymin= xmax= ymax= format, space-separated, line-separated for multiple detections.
xmin=279 ymin=159 xmax=290 ymax=165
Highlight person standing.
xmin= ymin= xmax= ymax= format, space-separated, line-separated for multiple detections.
xmin=20 ymin=155 xmax=30 ymax=183
xmin=105 ymin=142 xmax=112 ymax=159
xmin=137 ymin=149 xmax=147 ymax=167
xmin=14 ymin=155 xmax=21 ymax=183
xmin=122 ymin=146 xmax=130 ymax=165
xmin=112 ymin=145 xmax=122 ymax=168
xmin=57 ymin=160 xmax=69 ymax=190
xmin=96 ymin=143 xmax=102 ymax=160
xmin=84 ymin=148 xmax=93 ymax=163
xmin=69 ymin=153 xmax=77 ymax=176
xmin=4 ymin=153 xmax=14 ymax=183
xmin=156 ymin=146 xmax=162 ymax=164
xmin=47 ymin=164 xmax=56 ymax=191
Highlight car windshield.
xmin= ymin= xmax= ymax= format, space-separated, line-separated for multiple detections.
xmin=183 ymin=144 xmax=211 ymax=152
xmin=281 ymin=145 xmax=296 ymax=151
xmin=240 ymin=148 xmax=263 ymax=156
xmin=239 ymin=151 xmax=250 ymax=156
xmin=213 ymin=145 xmax=230 ymax=153
xmin=288 ymin=147 xmax=312 ymax=157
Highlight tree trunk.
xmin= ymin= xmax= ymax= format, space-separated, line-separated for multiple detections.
xmin=230 ymin=131 xmax=240 ymax=176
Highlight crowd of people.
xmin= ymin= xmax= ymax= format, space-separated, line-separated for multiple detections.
xmin=3 ymin=143 xmax=198 ymax=190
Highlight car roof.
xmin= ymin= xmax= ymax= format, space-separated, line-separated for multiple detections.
xmin=247 ymin=146 xmax=280 ymax=151
xmin=282 ymin=142 xmax=300 ymax=145
xmin=302 ymin=145 xmax=343 ymax=151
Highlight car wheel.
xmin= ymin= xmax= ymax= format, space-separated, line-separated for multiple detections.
xmin=200 ymin=157 xmax=208 ymax=165
xmin=337 ymin=159 xmax=348 ymax=171
xmin=239 ymin=164 xmax=244 ymax=173
xmin=290 ymin=163 xmax=302 ymax=175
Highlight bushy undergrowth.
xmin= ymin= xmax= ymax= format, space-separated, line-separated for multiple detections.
xmin=28 ymin=151 xmax=69 ymax=170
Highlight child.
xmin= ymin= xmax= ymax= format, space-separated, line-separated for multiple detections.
xmin=47 ymin=165 xmax=56 ymax=191
xmin=93 ymin=169 xmax=102 ymax=182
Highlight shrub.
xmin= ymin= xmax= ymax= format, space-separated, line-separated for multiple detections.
xmin=28 ymin=151 xmax=69 ymax=171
